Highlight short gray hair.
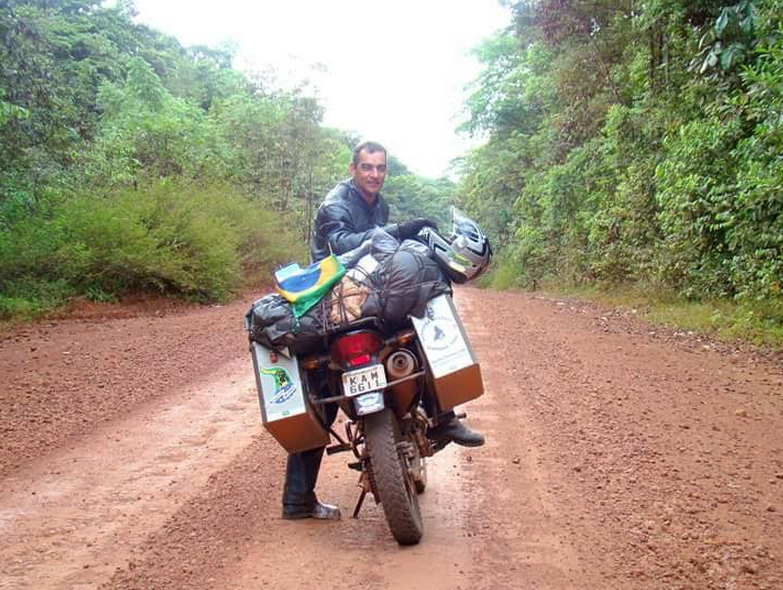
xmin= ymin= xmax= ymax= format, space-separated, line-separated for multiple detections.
xmin=352 ymin=141 xmax=387 ymax=165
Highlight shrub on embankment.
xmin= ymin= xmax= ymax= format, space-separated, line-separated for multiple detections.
xmin=0 ymin=181 xmax=304 ymax=320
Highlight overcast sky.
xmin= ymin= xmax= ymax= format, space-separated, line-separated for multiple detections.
xmin=131 ymin=0 xmax=510 ymax=178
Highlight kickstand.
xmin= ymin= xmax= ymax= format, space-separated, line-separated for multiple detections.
xmin=352 ymin=490 xmax=367 ymax=519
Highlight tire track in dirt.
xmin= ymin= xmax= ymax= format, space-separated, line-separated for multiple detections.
xmin=0 ymin=358 xmax=259 ymax=590
xmin=0 ymin=299 xmax=250 ymax=478
xmin=455 ymin=291 xmax=588 ymax=590
xmin=114 ymin=289 xmax=589 ymax=590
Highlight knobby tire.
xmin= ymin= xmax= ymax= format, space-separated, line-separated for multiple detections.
xmin=364 ymin=409 xmax=423 ymax=545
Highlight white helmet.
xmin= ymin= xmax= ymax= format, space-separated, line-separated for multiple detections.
xmin=420 ymin=207 xmax=492 ymax=284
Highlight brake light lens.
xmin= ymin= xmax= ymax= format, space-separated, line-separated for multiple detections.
xmin=332 ymin=332 xmax=384 ymax=367
xmin=349 ymin=352 xmax=372 ymax=367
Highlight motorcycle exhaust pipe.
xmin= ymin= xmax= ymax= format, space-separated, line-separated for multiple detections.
xmin=385 ymin=349 xmax=418 ymax=415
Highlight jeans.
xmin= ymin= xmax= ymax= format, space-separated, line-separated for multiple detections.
xmin=282 ymin=446 xmax=326 ymax=508
xmin=282 ymin=371 xmax=337 ymax=508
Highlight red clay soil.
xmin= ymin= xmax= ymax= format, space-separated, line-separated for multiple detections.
xmin=0 ymin=296 xmax=251 ymax=476
xmin=1 ymin=287 xmax=781 ymax=590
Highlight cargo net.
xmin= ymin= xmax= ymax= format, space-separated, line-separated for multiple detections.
xmin=245 ymin=237 xmax=451 ymax=354
xmin=316 ymin=265 xmax=378 ymax=332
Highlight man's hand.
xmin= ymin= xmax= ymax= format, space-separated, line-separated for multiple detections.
xmin=398 ymin=218 xmax=438 ymax=239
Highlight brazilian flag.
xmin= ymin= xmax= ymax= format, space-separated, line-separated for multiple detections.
xmin=274 ymin=254 xmax=346 ymax=317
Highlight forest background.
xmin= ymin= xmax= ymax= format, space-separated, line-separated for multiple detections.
xmin=461 ymin=0 xmax=782 ymax=345
xmin=1 ymin=0 xmax=782 ymax=344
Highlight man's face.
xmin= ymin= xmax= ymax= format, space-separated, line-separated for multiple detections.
xmin=349 ymin=149 xmax=387 ymax=204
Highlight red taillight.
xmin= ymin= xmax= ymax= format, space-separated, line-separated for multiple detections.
xmin=348 ymin=353 xmax=372 ymax=367
xmin=332 ymin=332 xmax=383 ymax=367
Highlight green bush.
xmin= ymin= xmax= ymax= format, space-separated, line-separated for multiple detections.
xmin=0 ymin=276 xmax=74 ymax=320
xmin=0 ymin=180 xmax=305 ymax=320
xmin=484 ymin=256 xmax=524 ymax=290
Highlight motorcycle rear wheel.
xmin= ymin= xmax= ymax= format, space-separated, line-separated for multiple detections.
xmin=365 ymin=408 xmax=424 ymax=545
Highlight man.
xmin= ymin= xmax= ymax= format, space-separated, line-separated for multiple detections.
xmin=311 ymin=141 xmax=431 ymax=261
xmin=282 ymin=141 xmax=484 ymax=521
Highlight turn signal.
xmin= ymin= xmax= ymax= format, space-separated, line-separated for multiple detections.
xmin=396 ymin=330 xmax=416 ymax=345
xmin=300 ymin=357 xmax=321 ymax=370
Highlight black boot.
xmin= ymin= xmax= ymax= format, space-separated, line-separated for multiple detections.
xmin=282 ymin=497 xmax=341 ymax=520
xmin=430 ymin=412 xmax=485 ymax=447
xmin=281 ymin=447 xmax=341 ymax=520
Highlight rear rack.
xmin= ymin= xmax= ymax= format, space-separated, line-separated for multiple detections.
xmin=308 ymin=369 xmax=425 ymax=406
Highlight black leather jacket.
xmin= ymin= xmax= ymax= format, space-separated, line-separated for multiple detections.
xmin=310 ymin=179 xmax=400 ymax=261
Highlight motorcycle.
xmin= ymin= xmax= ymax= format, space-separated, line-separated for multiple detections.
xmin=247 ymin=208 xmax=491 ymax=545
xmin=298 ymin=296 xmax=478 ymax=546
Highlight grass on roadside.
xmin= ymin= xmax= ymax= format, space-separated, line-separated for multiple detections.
xmin=539 ymin=282 xmax=783 ymax=349
xmin=479 ymin=260 xmax=783 ymax=349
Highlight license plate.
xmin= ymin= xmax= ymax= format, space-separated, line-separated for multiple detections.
xmin=355 ymin=392 xmax=385 ymax=416
xmin=342 ymin=364 xmax=387 ymax=397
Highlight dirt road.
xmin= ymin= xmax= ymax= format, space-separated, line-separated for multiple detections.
xmin=1 ymin=288 xmax=782 ymax=590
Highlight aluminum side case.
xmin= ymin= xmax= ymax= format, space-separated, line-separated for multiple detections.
xmin=411 ymin=294 xmax=483 ymax=410
xmin=250 ymin=341 xmax=330 ymax=454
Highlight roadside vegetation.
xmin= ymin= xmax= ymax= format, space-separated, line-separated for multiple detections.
xmin=3 ymin=1 xmax=780 ymax=349
xmin=545 ymin=281 xmax=783 ymax=348
xmin=457 ymin=0 xmax=783 ymax=348
xmin=0 ymin=0 xmax=452 ymax=322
